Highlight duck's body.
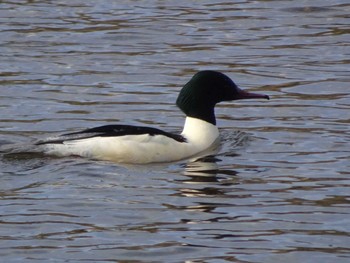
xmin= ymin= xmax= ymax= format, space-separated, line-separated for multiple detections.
xmin=37 ymin=71 xmax=269 ymax=163
xmin=38 ymin=117 xmax=219 ymax=163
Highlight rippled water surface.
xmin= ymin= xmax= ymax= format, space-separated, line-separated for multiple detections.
xmin=1 ymin=1 xmax=350 ymax=262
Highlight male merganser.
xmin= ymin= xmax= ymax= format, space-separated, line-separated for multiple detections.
xmin=37 ymin=71 xmax=269 ymax=163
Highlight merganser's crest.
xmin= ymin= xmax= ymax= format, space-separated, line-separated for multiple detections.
xmin=177 ymin=71 xmax=238 ymax=125
xmin=37 ymin=70 xmax=269 ymax=163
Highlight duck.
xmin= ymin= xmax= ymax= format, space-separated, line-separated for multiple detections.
xmin=36 ymin=70 xmax=269 ymax=163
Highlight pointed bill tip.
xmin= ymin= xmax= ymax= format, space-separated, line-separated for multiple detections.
xmin=236 ymin=89 xmax=270 ymax=101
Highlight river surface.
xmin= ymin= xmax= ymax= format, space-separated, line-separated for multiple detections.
xmin=1 ymin=1 xmax=350 ymax=262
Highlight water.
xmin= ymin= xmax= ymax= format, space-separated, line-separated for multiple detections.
xmin=1 ymin=0 xmax=350 ymax=262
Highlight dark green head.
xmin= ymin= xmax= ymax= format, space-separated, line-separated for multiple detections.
xmin=176 ymin=70 xmax=269 ymax=125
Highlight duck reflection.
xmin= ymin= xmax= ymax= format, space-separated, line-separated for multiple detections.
xmin=176 ymin=152 xmax=239 ymax=199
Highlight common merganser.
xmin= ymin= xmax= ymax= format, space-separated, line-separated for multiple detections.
xmin=37 ymin=71 xmax=269 ymax=163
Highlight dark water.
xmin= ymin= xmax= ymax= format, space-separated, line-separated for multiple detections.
xmin=1 ymin=1 xmax=350 ymax=262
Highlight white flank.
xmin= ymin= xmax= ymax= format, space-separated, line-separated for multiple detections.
xmin=41 ymin=117 xmax=219 ymax=164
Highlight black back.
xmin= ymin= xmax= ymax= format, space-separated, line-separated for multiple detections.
xmin=36 ymin=125 xmax=186 ymax=145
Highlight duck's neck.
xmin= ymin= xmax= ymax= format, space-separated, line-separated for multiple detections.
xmin=181 ymin=117 xmax=219 ymax=148
xmin=188 ymin=107 xmax=216 ymax=126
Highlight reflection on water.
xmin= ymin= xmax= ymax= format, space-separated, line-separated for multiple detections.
xmin=1 ymin=0 xmax=350 ymax=262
